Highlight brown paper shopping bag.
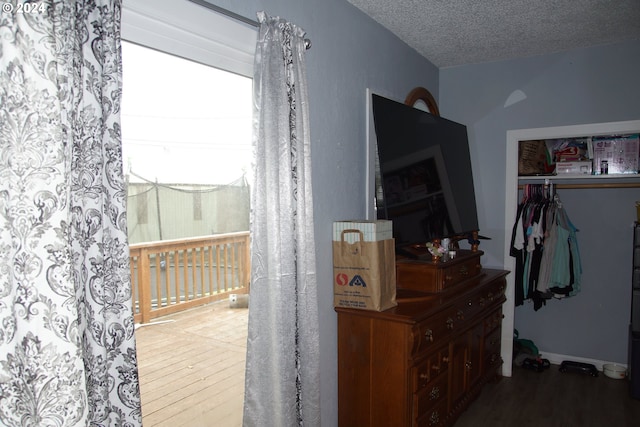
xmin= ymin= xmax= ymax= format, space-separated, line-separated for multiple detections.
xmin=333 ymin=230 xmax=396 ymax=311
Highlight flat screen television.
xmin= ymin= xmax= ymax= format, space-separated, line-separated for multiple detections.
xmin=371 ymin=94 xmax=480 ymax=250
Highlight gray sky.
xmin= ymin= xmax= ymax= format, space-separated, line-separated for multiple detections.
xmin=121 ymin=41 xmax=252 ymax=185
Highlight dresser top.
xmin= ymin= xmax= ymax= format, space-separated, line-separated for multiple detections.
xmin=334 ymin=268 xmax=508 ymax=323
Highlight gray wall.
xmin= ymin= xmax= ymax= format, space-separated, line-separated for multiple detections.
xmin=440 ymin=40 xmax=640 ymax=364
xmin=204 ymin=0 xmax=640 ymax=422
xmin=210 ymin=0 xmax=439 ymax=425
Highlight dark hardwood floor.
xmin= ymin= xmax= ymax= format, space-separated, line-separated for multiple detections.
xmin=455 ymin=364 xmax=640 ymax=426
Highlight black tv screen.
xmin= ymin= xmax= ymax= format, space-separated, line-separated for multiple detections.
xmin=372 ymin=94 xmax=479 ymax=247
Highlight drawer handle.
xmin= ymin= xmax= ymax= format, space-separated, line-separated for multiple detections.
xmin=425 ymin=329 xmax=434 ymax=342
xmin=429 ymin=386 xmax=440 ymax=400
xmin=430 ymin=411 xmax=439 ymax=426
xmin=456 ymin=309 xmax=464 ymax=320
xmin=458 ymin=265 xmax=469 ymax=276
xmin=432 ymin=364 xmax=441 ymax=374
xmin=465 ymin=361 xmax=472 ymax=371
xmin=467 ymin=300 xmax=473 ymax=307
xmin=479 ymin=297 xmax=485 ymax=307
xmin=446 ymin=318 xmax=454 ymax=330
xmin=420 ymin=372 xmax=429 ymax=381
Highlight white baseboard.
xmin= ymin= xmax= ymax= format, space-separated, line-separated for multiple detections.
xmin=539 ymin=351 xmax=627 ymax=371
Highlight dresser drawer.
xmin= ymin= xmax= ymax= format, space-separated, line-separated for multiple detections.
xmin=483 ymin=324 xmax=502 ymax=375
xmin=483 ymin=279 xmax=506 ymax=305
xmin=485 ymin=325 xmax=501 ymax=349
xmin=452 ymin=292 xmax=483 ymax=326
xmin=396 ymin=250 xmax=483 ymax=293
xmin=483 ymin=350 xmax=502 ymax=376
xmin=413 ymin=347 xmax=450 ymax=390
xmin=415 ymin=398 xmax=448 ymax=427
xmin=485 ymin=326 xmax=501 ymax=354
xmin=441 ymin=257 xmax=482 ymax=289
xmin=471 ymin=279 xmax=506 ymax=313
xmin=413 ymin=310 xmax=457 ymax=355
xmin=413 ymin=373 xmax=448 ymax=424
xmin=484 ymin=308 xmax=503 ymax=334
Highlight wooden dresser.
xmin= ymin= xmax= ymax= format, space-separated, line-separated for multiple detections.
xmin=336 ymin=262 xmax=508 ymax=427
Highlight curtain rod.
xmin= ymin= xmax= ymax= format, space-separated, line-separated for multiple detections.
xmin=187 ymin=0 xmax=312 ymax=50
xmin=518 ymin=182 xmax=640 ymax=189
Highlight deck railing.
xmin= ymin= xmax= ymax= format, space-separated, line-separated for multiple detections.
xmin=129 ymin=232 xmax=250 ymax=324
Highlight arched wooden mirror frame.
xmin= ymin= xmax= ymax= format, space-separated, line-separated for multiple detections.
xmin=404 ymin=87 xmax=440 ymax=117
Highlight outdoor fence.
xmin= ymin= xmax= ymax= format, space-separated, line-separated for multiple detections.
xmin=129 ymin=232 xmax=250 ymax=323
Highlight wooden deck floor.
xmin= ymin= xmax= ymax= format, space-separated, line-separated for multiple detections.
xmin=135 ymin=301 xmax=248 ymax=427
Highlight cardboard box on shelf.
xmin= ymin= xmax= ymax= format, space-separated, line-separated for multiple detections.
xmin=551 ymin=138 xmax=590 ymax=162
xmin=555 ymin=161 xmax=593 ymax=175
xmin=518 ymin=140 xmax=554 ymax=175
xmin=592 ymin=134 xmax=639 ymax=174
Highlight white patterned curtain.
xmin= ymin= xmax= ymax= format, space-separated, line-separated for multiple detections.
xmin=243 ymin=11 xmax=320 ymax=427
xmin=0 ymin=1 xmax=141 ymax=426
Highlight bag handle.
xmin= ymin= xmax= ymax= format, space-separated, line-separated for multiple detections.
xmin=341 ymin=229 xmax=364 ymax=255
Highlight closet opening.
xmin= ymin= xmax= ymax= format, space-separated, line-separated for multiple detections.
xmin=503 ymin=119 xmax=640 ymax=377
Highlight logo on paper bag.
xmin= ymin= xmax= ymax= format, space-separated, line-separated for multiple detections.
xmin=335 ymin=273 xmax=367 ymax=287
xmin=348 ymin=274 xmax=366 ymax=288
xmin=335 ymin=273 xmax=349 ymax=286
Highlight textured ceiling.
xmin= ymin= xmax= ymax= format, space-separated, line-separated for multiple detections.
xmin=346 ymin=0 xmax=640 ymax=68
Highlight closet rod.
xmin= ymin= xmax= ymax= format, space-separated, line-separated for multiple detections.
xmin=187 ymin=0 xmax=312 ymax=49
xmin=518 ymin=182 xmax=640 ymax=190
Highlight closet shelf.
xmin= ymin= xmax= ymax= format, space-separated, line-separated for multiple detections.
xmin=518 ymin=174 xmax=640 ymax=189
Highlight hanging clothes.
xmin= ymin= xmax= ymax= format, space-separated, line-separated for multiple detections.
xmin=510 ymin=183 xmax=582 ymax=310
